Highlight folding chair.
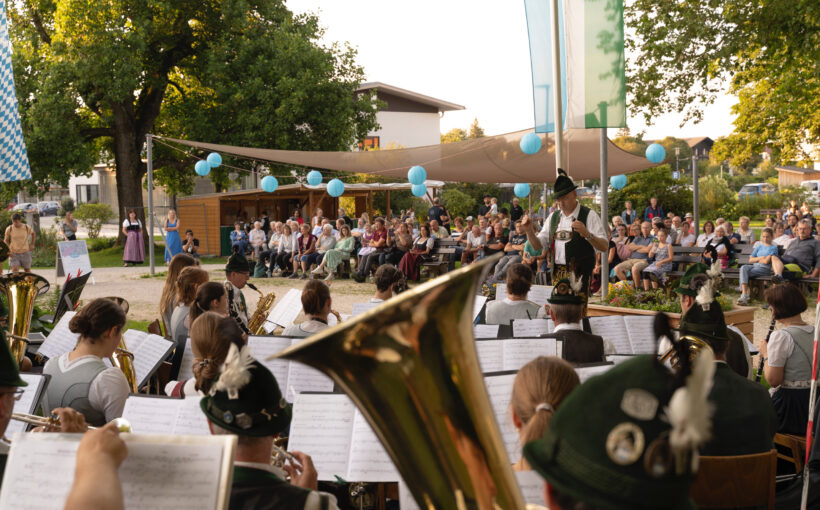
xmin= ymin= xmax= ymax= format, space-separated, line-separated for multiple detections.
xmin=690 ymin=449 xmax=777 ymax=509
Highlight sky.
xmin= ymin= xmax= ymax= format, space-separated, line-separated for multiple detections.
xmin=286 ymin=0 xmax=737 ymax=141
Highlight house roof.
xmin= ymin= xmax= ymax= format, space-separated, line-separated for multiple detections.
xmin=776 ymin=165 xmax=820 ymax=174
xmin=682 ymin=137 xmax=713 ymax=147
xmin=356 ymin=82 xmax=465 ymax=112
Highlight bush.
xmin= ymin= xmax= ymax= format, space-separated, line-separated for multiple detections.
xmin=87 ymin=237 xmax=116 ymax=252
xmin=0 ymin=209 xmax=12 ymax=236
xmin=608 ymin=165 xmax=693 ymax=219
xmin=30 ymin=228 xmax=59 ymax=267
xmin=605 ymin=282 xmax=733 ymax=313
xmin=74 ymin=203 xmax=114 ymax=239
xmin=61 ymin=197 xmax=75 ymax=213
xmin=698 ymin=174 xmax=737 ymax=218
xmin=440 ymin=187 xmax=475 ymax=220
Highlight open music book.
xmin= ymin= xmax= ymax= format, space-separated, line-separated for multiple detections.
xmin=351 ymin=301 xmax=381 ymax=317
xmin=287 ymin=393 xmax=398 ymax=482
xmin=36 ymin=311 xmax=77 ymax=359
xmin=587 ymin=315 xmax=658 ymax=355
xmin=264 ymin=288 xmax=304 ymax=332
xmin=122 ymin=395 xmax=210 ymax=435
xmin=476 ymin=338 xmax=560 ymax=373
xmin=512 ymin=318 xmax=555 ymax=337
xmin=484 ymin=373 xmax=519 ymax=461
xmin=575 ymin=362 xmax=616 ymax=383
xmin=474 ymin=324 xmax=500 ymax=339
xmin=6 ymin=373 xmax=49 ymax=436
xmin=473 ymin=295 xmax=488 ymax=320
xmin=495 ymin=283 xmax=553 ymax=307
xmin=0 ymin=433 xmax=236 ymax=510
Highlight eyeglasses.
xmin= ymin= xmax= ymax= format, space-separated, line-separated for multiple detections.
xmin=0 ymin=389 xmax=24 ymax=401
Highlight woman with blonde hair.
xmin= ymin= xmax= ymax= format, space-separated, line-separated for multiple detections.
xmin=163 ymin=209 xmax=182 ymax=263
xmin=159 ymin=253 xmax=199 ymax=334
xmin=169 ymin=266 xmax=209 ymax=377
xmin=509 ymin=356 xmax=579 ymax=471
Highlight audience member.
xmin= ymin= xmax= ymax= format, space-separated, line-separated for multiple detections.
xmin=620 ymin=200 xmax=637 ymax=225
xmin=288 ymin=224 xmax=316 ymax=279
xmin=352 ymin=218 xmax=388 ymax=282
xmin=230 ymin=221 xmax=249 ymax=253
xmin=641 ymin=227 xmax=673 ymax=289
xmin=737 ymin=228 xmax=777 ymax=305
xmin=274 ymin=224 xmax=295 ymax=277
xmin=300 ymin=224 xmax=335 ymax=279
xmin=676 ymin=221 xmax=695 ymax=247
xmin=510 ymin=197 xmax=524 ymax=222
xmin=770 ymin=220 xmax=820 ymax=282
xmin=643 ymin=196 xmax=663 ymax=221
xmin=249 ymin=221 xmax=267 ymax=258
xmin=696 ymin=220 xmax=716 ymax=247
xmin=398 ymin=224 xmax=434 ymax=282
xmin=613 ymin=221 xmax=653 ymax=288
xmin=491 ymin=220 xmax=528 ymax=283
xmin=738 ymin=216 xmax=755 ymax=244
xmin=312 ymin=224 xmax=354 ymax=282
xmin=461 ymin=225 xmax=486 ymax=266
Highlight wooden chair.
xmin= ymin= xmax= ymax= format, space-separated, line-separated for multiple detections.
xmin=774 ymin=433 xmax=807 ymax=473
xmin=690 ymin=449 xmax=777 ymax=509
xmin=147 ymin=319 xmax=162 ymax=337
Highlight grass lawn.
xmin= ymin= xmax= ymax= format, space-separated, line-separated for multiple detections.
xmin=126 ymin=319 xmax=151 ymax=332
xmin=31 ymin=244 xmax=224 ymax=269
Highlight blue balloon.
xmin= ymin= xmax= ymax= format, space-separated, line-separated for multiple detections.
xmin=407 ymin=165 xmax=427 ymax=185
xmin=194 ymin=160 xmax=211 ymax=176
xmin=307 ymin=170 xmax=322 ymax=186
xmin=206 ymin=152 xmax=222 ymax=167
xmin=261 ymin=175 xmax=278 ymax=193
xmin=610 ymin=174 xmax=627 ymax=190
xmin=520 ymin=133 xmax=542 ymax=155
xmin=327 ymin=178 xmax=345 ymax=197
xmin=411 ymin=183 xmax=427 ymax=197
xmin=645 ymin=143 xmax=666 ymax=164
xmin=514 ymin=183 xmax=530 ymax=198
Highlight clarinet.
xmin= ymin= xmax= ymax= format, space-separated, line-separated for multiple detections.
xmin=224 ymin=281 xmax=251 ymax=335
xmin=754 ymin=317 xmax=776 ymax=383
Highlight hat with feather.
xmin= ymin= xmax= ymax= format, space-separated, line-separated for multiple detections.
xmin=674 ymin=263 xmax=729 ymax=346
xmin=553 ymin=167 xmax=578 ymax=199
xmin=200 ymin=344 xmax=291 ymax=436
xmin=548 ymin=272 xmax=586 ymax=305
xmin=225 ymin=245 xmax=250 ymax=274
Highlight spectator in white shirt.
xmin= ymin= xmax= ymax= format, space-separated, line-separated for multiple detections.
xmin=461 ymin=225 xmax=486 ymax=265
xmin=249 ymin=221 xmax=267 ymax=258
xmin=677 ymin=221 xmax=696 ymax=247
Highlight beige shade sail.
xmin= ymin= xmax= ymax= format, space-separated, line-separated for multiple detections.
xmin=157 ymin=128 xmax=654 ymax=183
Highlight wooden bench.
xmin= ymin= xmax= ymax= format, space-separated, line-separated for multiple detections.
xmin=760 ymin=208 xmax=783 ymax=220
xmin=420 ymin=238 xmax=456 ymax=279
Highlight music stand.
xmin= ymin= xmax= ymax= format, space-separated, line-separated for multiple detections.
xmin=48 ymin=271 xmax=92 ymax=325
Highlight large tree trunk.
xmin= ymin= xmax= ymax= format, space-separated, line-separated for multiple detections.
xmin=112 ymin=104 xmax=147 ymax=249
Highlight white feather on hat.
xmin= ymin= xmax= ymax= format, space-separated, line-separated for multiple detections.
xmin=666 ymin=348 xmax=716 ymax=454
xmin=211 ymin=343 xmax=255 ymax=398
xmin=706 ymin=261 xmax=723 ymax=281
xmin=569 ymin=271 xmax=583 ymax=294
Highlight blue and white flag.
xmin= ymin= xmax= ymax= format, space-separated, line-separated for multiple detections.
xmin=0 ymin=0 xmax=30 ymax=182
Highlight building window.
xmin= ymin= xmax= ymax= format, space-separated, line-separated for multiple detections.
xmin=76 ymin=184 xmax=99 ymax=204
xmin=358 ymin=136 xmax=380 ymax=151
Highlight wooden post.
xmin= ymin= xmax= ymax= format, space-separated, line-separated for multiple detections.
xmin=367 ymin=192 xmax=373 ymax=220
xmin=308 ymin=190 xmax=314 ymax=224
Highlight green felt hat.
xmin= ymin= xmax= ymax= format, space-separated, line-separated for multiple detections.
xmin=524 ymin=356 xmax=697 ymax=510
xmin=225 ymin=248 xmax=249 ymax=274
xmin=548 ymin=277 xmax=585 ymax=305
xmin=553 ymin=168 xmax=578 ymax=199
xmin=680 ymin=302 xmax=729 ymax=346
xmin=201 ymin=348 xmax=291 ymax=437
xmin=0 ymin=331 xmax=27 ymax=387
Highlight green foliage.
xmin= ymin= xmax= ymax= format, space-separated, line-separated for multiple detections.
xmin=608 ymin=165 xmax=692 ymax=219
xmin=698 ymin=175 xmax=737 ymax=218
xmin=61 ymin=197 xmax=75 ymax=213
xmin=440 ymin=188 xmax=475 ymax=220
xmin=31 ymin=228 xmax=59 ymax=268
xmin=442 ymin=182 xmax=504 ymax=216
xmin=612 ymin=135 xmax=647 ymax=156
xmin=74 ymin=203 xmax=114 ymax=239
xmin=605 ymin=283 xmax=733 ymax=313
xmin=658 ymin=137 xmax=693 ymax=169
xmin=0 ymin=210 xmax=13 ymax=237
xmin=87 ymin=237 xmax=117 ymax=252
xmin=440 ymin=118 xmax=485 ymax=144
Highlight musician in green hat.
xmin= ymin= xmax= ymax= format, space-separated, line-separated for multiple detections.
xmin=225 ymin=248 xmax=251 ymax=334
xmin=0 ymin=332 xmax=27 ymax=484
xmin=672 ymin=263 xmax=776 ymax=456
xmin=524 ymin=342 xmax=716 ymax=509
xmin=522 ymin=168 xmax=607 ymax=306
xmin=201 ymin=344 xmax=339 ymax=510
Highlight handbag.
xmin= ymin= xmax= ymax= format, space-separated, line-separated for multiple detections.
xmin=616 ymin=241 xmax=632 ymax=261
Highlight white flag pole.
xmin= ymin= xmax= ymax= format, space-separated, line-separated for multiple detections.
xmin=549 ymin=0 xmax=564 ymax=174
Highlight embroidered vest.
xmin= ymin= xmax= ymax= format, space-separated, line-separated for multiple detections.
xmin=549 ymin=206 xmax=595 ymax=274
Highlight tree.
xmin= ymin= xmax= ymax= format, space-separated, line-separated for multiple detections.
xmin=624 ymin=1 xmax=819 ymax=165
xmin=468 ymin=118 xmax=485 ymax=139
xmin=9 ymin=1 xmax=379 ymax=242
xmin=74 ymin=203 xmax=114 ymax=239
xmin=612 ymin=134 xmax=647 ymax=157
xmin=441 ymin=128 xmax=468 ymax=144
xmin=608 ymin=165 xmax=692 ymax=219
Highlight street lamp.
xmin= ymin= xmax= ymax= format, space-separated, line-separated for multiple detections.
xmin=675 ymin=147 xmax=681 ymax=174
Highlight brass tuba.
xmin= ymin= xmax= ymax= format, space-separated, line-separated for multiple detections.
xmin=0 ymin=272 xmax=49 ymax=365
xmin=102 ymin=297 xmax=138 ymax=393
xmin=246 ymin=283 xmax=276 ymax=335
xmin=273 ymin=253 xmax=525 ymax=509
xmin=659 ymin=335 xmax=714 ymax=370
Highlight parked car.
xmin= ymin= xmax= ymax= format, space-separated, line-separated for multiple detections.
xmin=11 ymin=202 xmax=38 ymax=213
xmin=801 ymin=180 xmax=820 ymax=205
xmin=37 ymin=201 xmax=59 ymax=216
xmin=576 ymin=187 xmax=595 ymax=199
xmin=737 ymin=182 xmax=776 ymax=199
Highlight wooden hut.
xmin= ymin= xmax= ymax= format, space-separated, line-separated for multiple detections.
xmin=176 ymin=181 xmax=444 ymax=256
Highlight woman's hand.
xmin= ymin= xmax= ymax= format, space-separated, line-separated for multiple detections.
xmin=284 ymin=451 xmax=318 ymax=490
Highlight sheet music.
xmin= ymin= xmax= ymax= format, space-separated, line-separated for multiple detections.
xmin=484 ymin=373 xmax=518 ymax=460
xmin=176 ymin=341 xmax=195 ymax=381
xmin=512 ymin=319 xmax=552 ymax=337
xmin=7 ymin=373 xmax=47 ymax=436
xmin=473 ymin=295 xmax=488 ymax=320
xmin=516 ymin=470 xmax=547 ymax=505
xmin=0 ymin=433 xmax=232 ymax=510
xmin=346 ymin=411 xmax=399 ymax=482
xmin=623 ymin=316 xmax=659 ymax=354
xmin=285 ymin=338 xmax=334 ymax=401
xmin=352 ymin=301 xmax=381 ymax=317
xmin=495 ymin=284 xmax=553 ymax=307
xmin=576 ymin=363 xmax=615 ymax=383
xmin=476 ymin=340 xmax=504 ymax=373
xmin=124 ymin=330 xmax=175 ymax=386
xmin=287 ymin=394 xmax=356 ymax=481
xmin=588 ymin=316 xmax=631 ymax=354
xmin=267 ymin=288 xmax=304 ymax=328
xmin=474 ymin=324 xmax=500 ymax=339
xmin=502 ymin=338 xmax=558 ymax=371
xmin=606 ymin=354 xmax=636 ymax=365
xmin=36 ymin=311 xmax=78 ymax=359
xmin=247 ymin=336 xmax=292 ymax=391
xmin=123 ymin=397 xmax=180 ymax=434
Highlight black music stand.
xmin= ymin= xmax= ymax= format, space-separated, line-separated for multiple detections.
xmin=44 ymin=271 xmax=92 ymax=325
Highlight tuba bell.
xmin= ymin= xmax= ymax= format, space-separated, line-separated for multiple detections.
xmin=659 ymin=335 xmax=714 ymax=370
xmin=0 ymin=272 xmax=49 ymax=365
xmin=273 ymin=253 xmax=524 ymax=509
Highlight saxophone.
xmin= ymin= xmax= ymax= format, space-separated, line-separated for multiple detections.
xmin=246 ymin=283 xmax=276 ymax=335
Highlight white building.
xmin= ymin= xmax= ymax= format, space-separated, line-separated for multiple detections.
xmin=355 ymin=82 xmax=464 ymax=149
xmin=67 ymin=163 xmax=173 ymax=216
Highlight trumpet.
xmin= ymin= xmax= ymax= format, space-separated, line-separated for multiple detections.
xmin=330 ymin=309 xmax=342 ymax=324
xmin=11 ymin=412 xmax=132 ymax=432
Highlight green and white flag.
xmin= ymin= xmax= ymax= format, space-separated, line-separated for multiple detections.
xmin=525 ymin=0 xmax=626 ymax=131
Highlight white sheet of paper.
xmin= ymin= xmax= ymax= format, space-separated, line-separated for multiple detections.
xmin=176 ymin=341 xmax=195 ymax=381
xmin=284 ymin=338 xmax=334 ymax=402
xmin=501 ymin=338 xmax=558 ymax=371
xmin=247 ymin=336 xmax=292 ymax=391
xmin=398 ymin=479 xmax=421 ymax=510
xmin=473 ymin=295 xmax=488 ymax=320
xmin=495 ymin=284 xmax=553 ymax=307
xmin=484 ymin=373 xmax=518 ymax=460
xmin=346 ymin=411 xmax=399 ymax=482
xmin=6 ymin=373 xmax=47 ymax=436
xmin=36 ymin=312 xmax=78 ymax=359
xmin=0 ymin=433 xmax=233 ymax=510
xmin=123 ymin=329 xmax=175 ymax=386
xmin=576 ymin=363 xmax=615 ymax=383
xmin=474 ymin=324 xmax=500 ymax=339
xmin=728 ymin=325 xmax=758 ymax=354
xmin=512 ymin=319 xmax=552 ymax=337
xmin=287 ymin=394 xmax=356 ymax=481
xmin=476 ymin=340 xmax=504 ymax=373
xmin=516 ymin=470 xmax=547 ymax=505
xmin=623 ymin=316 xmax=658 ymax=355
xmin=123 ymin=396 xmax=209 ymax=435
xmin=267 ymin=288 xmax=304 ymax=328
xmin=588 ymin=316 xmax=631 ymax=354
xmin=352 ymin=301 xmax=381 ymax=317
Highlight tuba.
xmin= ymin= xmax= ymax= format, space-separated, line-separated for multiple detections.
xmin=0 ymin=272 xmax=49 ymax=365
xmin=659 ymin=335 xmax=714 ymax=370
xmin=246 ymin=283 xmax=276 ymax=335
xmin=102 ymin=297 xmax=138 ymax=393
xmin=273 ymin=253 xmax=525 ymax=509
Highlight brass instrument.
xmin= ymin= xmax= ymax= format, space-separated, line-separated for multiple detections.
xmin=659 ymin=335 xmax=715 ymax=370
xmin=101 ymin=297 xmax=139 ymax=393
xmin=272 ymin=253 xmax=525 ymax=509
xmin=0 ymin=272 xmax=49 ymax=364
xmin=330 ymin=309 xmax=342 ymax=324
xmin=11 ymin=412 xmax=132 ymax=432
xmin=246 ymin=282 xmax=276 ymax=335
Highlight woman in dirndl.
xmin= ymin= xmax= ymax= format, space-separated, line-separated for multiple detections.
xmin=122 ymin=209 xmax=145 ymax=267
xmin=761 ymin=284 xmax=816 ymax=435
